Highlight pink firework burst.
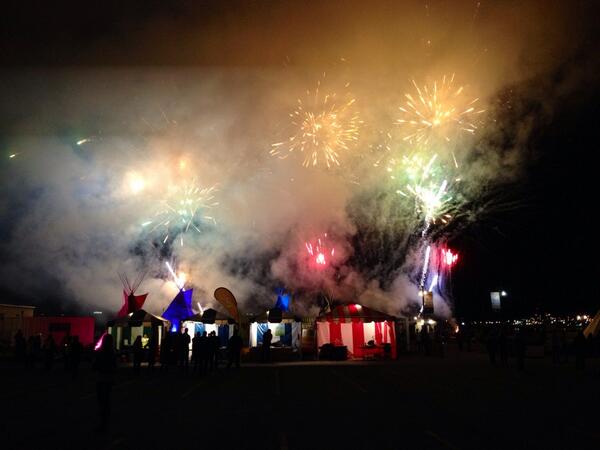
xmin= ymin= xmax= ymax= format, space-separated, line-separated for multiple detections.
xmin=305 ymin=234 xmax=335 ymax=268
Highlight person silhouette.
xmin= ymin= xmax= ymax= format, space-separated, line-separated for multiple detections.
xmin=227 ymin=328 xmax=243 ymax=369
xmin=93 ymin=334 xmax=116 ymax=432
xmin=146 ymin=332 xmax=158 ymax=371
xmin=200 ymin=331 xmax=209 ymax=374
xmin=180 ymin=328 xmax=191 ymax=371
xmin=262 ymin=329 xmax=272 ymax=363
xmin=208 ymin=331 xmax=219 ymax=371
xmin=192 ymin=331 xmax=201 ymax=373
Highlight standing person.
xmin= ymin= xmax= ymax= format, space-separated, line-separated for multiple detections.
xmin=70 ymin=336 xmax=82 ymax=379
xmin=262 ymin=329 xmax=272 ymax=363
xmin=227 ymin=329 xmax=243 ymax=369
xmin=199 ymin=331 xmax=209 ymax=374
xmin=515 ymin=328 xmax=526 ymax=371
xmin=160 ymin=333 xmax=171 ymax=372
xmin=209 ymin=331 xmax=220 ymax=370
xmin=132 ymin=336 xmax=143 ymax=375
xmin=93 ymin=334 xmax=116 ymax=432
xmin=146 ymin=332 xmax=158 ymax=371
xmin=180 ymin=328 xmax=191 ymax=371
xmin=43 ymin=335 xmax=57 ymax=371
xmin=191 ymin=331 xmax=201 ymax=373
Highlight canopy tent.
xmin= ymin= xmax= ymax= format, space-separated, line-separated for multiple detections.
xmin=317 ymin=304 xmax=397 ymax=359
xmin=182 ymin=308 xmax=236 ymax=349
xmin=162 ymin=289 xmax=194 ymax=332
xmin=107 ymin=309 xmax=168 ymax=350
xmin=249 ymin=307 xmax=301 ymax=349
xmin=583 ymin=309 xmax=600 ymax=337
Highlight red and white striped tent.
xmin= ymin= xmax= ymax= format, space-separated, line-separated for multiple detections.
xmin=317 ymin=304 xmax=397 ymax=359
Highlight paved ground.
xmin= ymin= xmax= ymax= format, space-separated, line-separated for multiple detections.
xmin=1 ymin=347 xmax=598 ymax=450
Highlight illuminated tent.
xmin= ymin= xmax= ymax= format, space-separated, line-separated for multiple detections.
xmin=117 ymin=272 xmax=148 ymax=318
xmin=583 ymin=310 xmax=600 ymax=337
xmin=274 ymin=288 xmax=291 ymax=312
xmin=162 ymin=289 xmax=194 ymax=332
xmin=249 ymin=307 xmax=301 ymax=349
xmin=316 ymin=304 xmax=397 ymax=359
xmin=182 ymin=308 xmax=236 ymax=349
xmin=107 ymin=309 xmax=168 ymax=350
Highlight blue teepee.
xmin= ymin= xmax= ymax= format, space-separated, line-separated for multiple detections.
xmin=275 ymin=288 xmax=291 ymax=312
xmin=163 ymin=289 xmax=194 ymax=332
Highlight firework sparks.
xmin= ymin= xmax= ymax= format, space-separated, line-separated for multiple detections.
xmin=441 ymin=248 xmax=459 ymax=267
xmin=396 ymin=74 xmax=484 ymax=145
xmin=305 ymin=234 xmax=335 ymax=267
xmin=391 ymin=153 xmax=456 ymax=224
xmin=271 ymin=77 xmax=361 ymax=168
xmin=144 ymin=180 xmax=218 ymax=247
xmin=166 ymin=261 xmax=186 ymax=290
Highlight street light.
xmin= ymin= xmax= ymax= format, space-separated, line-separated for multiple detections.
xmin=501 ymin=291 xmax=507 ymax=297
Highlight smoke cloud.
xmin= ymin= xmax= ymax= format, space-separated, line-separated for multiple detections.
xmin=0 ymin=1 xmax=594 ymax=318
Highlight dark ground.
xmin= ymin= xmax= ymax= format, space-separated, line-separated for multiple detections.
xmin=1 ymin=347 xmax=598 ymax=450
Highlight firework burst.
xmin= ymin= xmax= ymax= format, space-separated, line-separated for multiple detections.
xmin=390 ymin=153 xmax=456 ymax=225
xmin=143 ymin=180 xmax=218 ymax=247
xmin=397 ymin=74 xmax=484 ymax=145
xmin=305 ymin=234 xmax=335 ymax=268
xmin=271 ymin=78 xmax=361 ymax=168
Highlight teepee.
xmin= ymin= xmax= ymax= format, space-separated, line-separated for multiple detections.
xmin=116 ymin=272 xmax=148 ymax=318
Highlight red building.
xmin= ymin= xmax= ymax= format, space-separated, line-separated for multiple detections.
xmin=23 ymin=316 xmax=95 ymax=347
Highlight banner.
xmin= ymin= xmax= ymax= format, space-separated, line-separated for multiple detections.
xmin=214 ymin=287 xmax=240 ymax=323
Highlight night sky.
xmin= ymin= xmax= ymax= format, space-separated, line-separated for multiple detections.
xmin=1 ymin=0 xmax=598 ymax=318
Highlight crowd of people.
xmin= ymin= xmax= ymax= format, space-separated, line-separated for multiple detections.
xmin=13 ymin=329 xmax=83 ymax=376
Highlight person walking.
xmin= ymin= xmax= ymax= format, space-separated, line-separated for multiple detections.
xmin=93 ymin=334 xmax=116 ymax=432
